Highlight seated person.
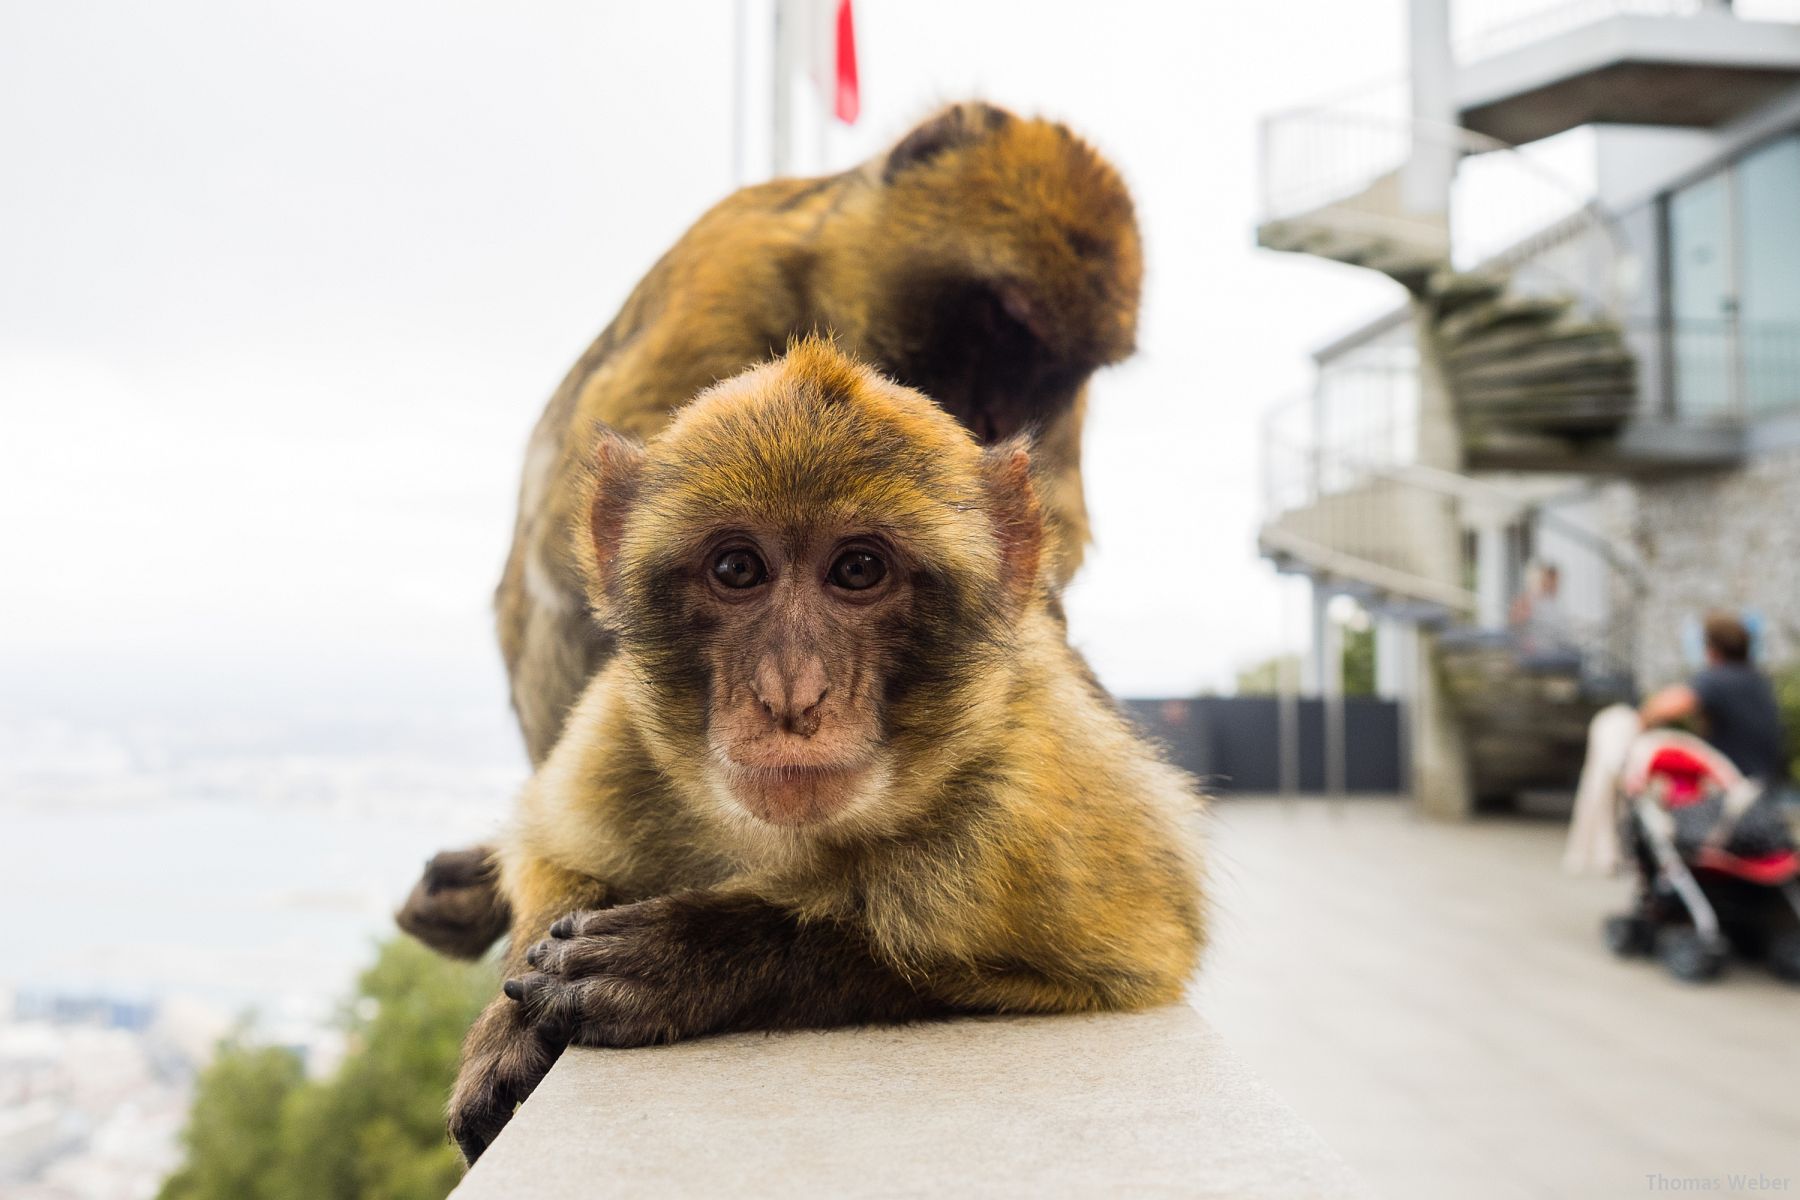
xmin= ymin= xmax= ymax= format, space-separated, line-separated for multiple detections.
xmin=1509 ymin=561 xmax=1580 ymax=671
xmin=1638 ymin=613 xmax=1786 ymax=787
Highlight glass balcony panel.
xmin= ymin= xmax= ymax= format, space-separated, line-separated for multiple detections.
xmin=1736 ymin=134 xmax=1800 ymax=417
xmin=1669 ymin=171 xmax=1735 ymax=418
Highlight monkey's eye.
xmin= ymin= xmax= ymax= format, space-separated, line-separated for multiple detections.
xmin=828 ymin=550 xmax=887 ymax=591
xmin=712 ymin=548 xmax=768 ymax=589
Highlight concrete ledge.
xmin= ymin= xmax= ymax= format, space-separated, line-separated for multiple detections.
xmin=451 ymin=1006 xmax=1369 ymax=1199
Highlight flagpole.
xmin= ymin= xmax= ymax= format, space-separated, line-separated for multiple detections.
xmin=770 ymin=0 xmax=792 ymax=177
xmin=732 ymin=0 xmax=747 ymax=185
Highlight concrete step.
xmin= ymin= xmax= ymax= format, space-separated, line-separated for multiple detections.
xmin=1461 ymin=395 xmax=1636 ymax=421
xmin=1426 ymin=262 xmax=1637 ymax=442
xmin=1435 ymin=637 xmax=1616 ymax=797
xmin=1457 ymin=377 xmax=1636 ymax=404
xmin=1463 ymin=408 xmax=1636 ymax=437
xmin=1444 ymin=319 xmax=1622 ymax=366
xmin=1256 ymin=213 xmax=1444 ymax=287
xmin=1458 ymin=390 xmax=1637 ymax=427
xmin=1437 ymin=294 xmax=1576 ymax=344
xmin=1452 ymin=345 xmax=1635 ymax=387
xmin=1426 ymin=269 xmax=1508 ymax=314
xmin=1461 ymin=429 xmax=1614 ymax=470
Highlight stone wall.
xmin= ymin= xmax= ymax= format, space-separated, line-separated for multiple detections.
xmin=1630 ymin=446 xmax=1800 ymax=687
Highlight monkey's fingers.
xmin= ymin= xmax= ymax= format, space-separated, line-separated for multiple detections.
xmin=504 ymin=970 xmax=671 ymax=1047
xmin=448 ymin=1057 xmax=516 ymax=1163
xmin=548 ymin=907 xmax=640 ymax=939
xmin=523 ymin=922 xmax=633 ymax=976
xmin=447 ymin=1042 xmax=554 ymax=1162
xmin=448 ymin=1002 xmax=558 ymax=1163
xmin=448 ymin=1091 xmax=506 ymax=1166
xmin=424 ymin=845 xmax=499 ymax=892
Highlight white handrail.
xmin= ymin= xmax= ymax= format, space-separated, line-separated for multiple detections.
xmin=1263 ymin=391 xmax=1643 ymax=679
xmin=1454 ymin=0 xmax=1800 ymax=65
xmin=1261 ymin=106 xmax=1628 ymax=309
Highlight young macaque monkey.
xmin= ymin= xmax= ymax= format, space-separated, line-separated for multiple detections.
xmin=447 ymin=340 xmax=1205 ymax=1163
xmin=399 ymin=100 xmax=1144 ymax=960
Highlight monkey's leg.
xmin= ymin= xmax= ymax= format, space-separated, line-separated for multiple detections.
xmin=447 ymin=860 xmax=607 ymax=1164
xmin=395 ymin=845 xmax=512 ymax=961
xmin=505 ymin=891 xmax=946 ymax=1049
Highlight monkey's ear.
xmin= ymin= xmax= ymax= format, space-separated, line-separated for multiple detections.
xmin=882 ymin=102 xmax=1014 ymax=184
xmin=979 ymin=437 xmax=1045 ymax=612
xmin=583 ymin=430 xmax=648 ymax=586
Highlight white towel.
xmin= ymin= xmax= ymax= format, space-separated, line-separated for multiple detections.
xmin=1563 ymin=703 xmax=1642 ymax=876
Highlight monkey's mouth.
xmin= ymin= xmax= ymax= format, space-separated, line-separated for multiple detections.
xmin=718 ymin=760 xmax=874 ymax=827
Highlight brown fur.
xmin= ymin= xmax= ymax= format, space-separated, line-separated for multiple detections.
xmin=499 ymin=100 xmax=1141 ymax=764
xmin=402 ymin=102 xmax=1142 ymax=963
xmin=447 ymin=342 xmax=1203 ymax=1163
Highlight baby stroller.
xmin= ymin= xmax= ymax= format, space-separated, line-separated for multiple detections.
xmin=1602 ymin=731 xmax=1800 ymax=983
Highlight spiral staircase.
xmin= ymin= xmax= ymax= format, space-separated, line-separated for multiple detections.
xmin=1259 ymin=426 xmax=1643 ymax=805
xmin=1257 ymin=110 xmax=1638 ymax=456
xmin=1256 ymin=105 xmax=1642 ymax=808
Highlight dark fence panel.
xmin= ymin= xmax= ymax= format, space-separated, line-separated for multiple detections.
xmin=1121 ymin=696 xmax=1402 ymax=796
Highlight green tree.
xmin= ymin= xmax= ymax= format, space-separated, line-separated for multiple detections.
xmin=1234 ymin=629 xmax=1375 ymax=698
xmin=158 ymin=1040 xmax=304 ymax=1200
xmin=160 ymin=938 xmax=492 ymax=1200
xmin=1773 ymin=660 xmax=1800 ymax=782
xmin=1341 ymin=624 xmax=1376 ymax=697
xmin=1235 ymin=653 xmax=1300 ymax=696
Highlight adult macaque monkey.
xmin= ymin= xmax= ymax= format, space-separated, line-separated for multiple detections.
xmin=447 ymin=342 xmax=1204 ymax=1162
xmin=398 ymin=100 xmax=1142 ymax=959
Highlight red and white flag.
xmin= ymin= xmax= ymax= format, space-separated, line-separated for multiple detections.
xmin=797 ymin=0 xmax=859 ymax=125
xmin=827 ymin=0 xmax=858 ymax=124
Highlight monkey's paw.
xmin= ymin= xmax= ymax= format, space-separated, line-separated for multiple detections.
xmin=506 ymin=898 xmax=704 ymax=1048
xmin=397 ymin=845 xmax=512 ymax=961
xmin=447 ymin=996 xmax=558 ymax=1165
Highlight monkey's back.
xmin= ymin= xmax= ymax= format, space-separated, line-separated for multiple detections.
xmin=496 ymin=105 xmax=1142 ymax=766
xmin=495 ymin=172 xmax=861 ymax=762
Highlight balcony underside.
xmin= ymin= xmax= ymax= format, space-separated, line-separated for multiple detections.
xmin=1464 ymin=61 xmax=1800 ymax=144
xmin=1458 ymin=16 xmax=1800 ymax=145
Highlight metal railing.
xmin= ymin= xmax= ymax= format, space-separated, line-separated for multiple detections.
xmin=1631 ymin=316 xmax=1800 ymax=422
xmin=1262 ymin=387 xmax=1470 ymax=615
xmin=1258 ymin=99 xmax=1629 ymax=316
xmin=1261 ymin=370 xmax=1422 ymax=517
xmin=1454 ymin=0 xmax=1800 ymax=64
xmin=1262 ymin=387 xmax=1644 ymax=686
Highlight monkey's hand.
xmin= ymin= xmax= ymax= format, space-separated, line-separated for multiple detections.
xmin=396 ymin=845 xmax=512 ymax=961
xmin=447 ymin=992 xmax=560 ymax=1164
xmin=505 ymin=892 xmax=942 ymax=1048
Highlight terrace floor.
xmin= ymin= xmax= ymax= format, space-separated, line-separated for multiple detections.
xmin=1190 ymin=797 xmax=1800 ymax=1200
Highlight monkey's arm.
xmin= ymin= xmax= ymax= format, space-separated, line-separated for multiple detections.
xmin=504 ymin=890 xmax=944 ymax=1050
xmin=447 ymin=857 xmax=610 ymax=1164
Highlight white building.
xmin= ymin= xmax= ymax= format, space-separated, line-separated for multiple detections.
xmin=1258 ymin=0 xmax=1800 ymax=816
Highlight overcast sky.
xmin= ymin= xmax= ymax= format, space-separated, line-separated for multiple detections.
xmin=0 ymin=1 xmax=1408 ymax=741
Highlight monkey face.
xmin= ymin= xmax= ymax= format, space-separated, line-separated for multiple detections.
xmin=577 ymin=339 xmax=1046 ymax=836
xmin=681 ymin=526 xmax=914 ymax=827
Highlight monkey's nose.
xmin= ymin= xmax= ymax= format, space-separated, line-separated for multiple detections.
xmin=786 ymin=687 xmax=828 ymax=737
xmin=752 ymin=655 xmax=829 ymax=736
